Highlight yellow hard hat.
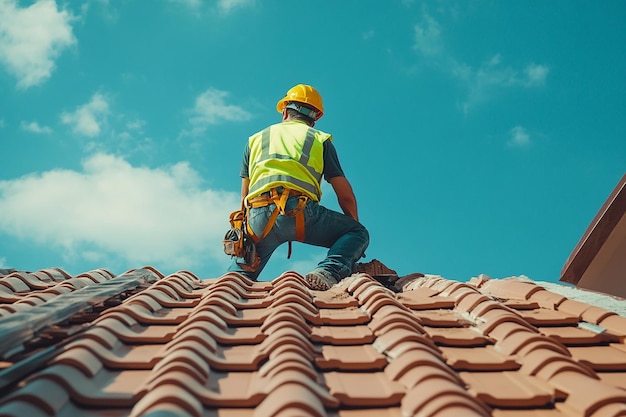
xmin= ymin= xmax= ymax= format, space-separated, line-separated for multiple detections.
xmin=276 ymin=84 xmax=324 ymax=120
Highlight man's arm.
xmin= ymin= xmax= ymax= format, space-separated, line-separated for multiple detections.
xmin=240 ymin=177 xmax=249 ymax=209
xmin=328 ymin=176 xmax=359 ymax=221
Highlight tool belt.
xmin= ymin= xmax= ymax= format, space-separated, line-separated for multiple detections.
xmin=223 ymin=210 xmax=260 ymax=272
xmin=223 ymin=187 xmax=308 ymax=271
xmin=245 ymin=187 xmax=308 ymax=244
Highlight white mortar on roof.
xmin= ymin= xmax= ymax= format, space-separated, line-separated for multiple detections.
xmin=510 ymin=275 xmax=626 ymax=318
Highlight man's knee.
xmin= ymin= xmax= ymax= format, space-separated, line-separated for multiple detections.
xmin=355 ymin=223 xmax=370 ymax=246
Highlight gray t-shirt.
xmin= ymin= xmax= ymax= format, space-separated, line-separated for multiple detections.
xmin=240 ymin=140 xmax=345 ymax=181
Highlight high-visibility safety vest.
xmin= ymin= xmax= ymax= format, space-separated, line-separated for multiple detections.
xmin=247 ymin=121 xmax=332 ymax=202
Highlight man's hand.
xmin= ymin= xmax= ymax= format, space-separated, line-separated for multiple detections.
xmin=240 ymin=177 xmax=250 ymax=209
xmin=328 ymin=176 xmax=359 ymax=221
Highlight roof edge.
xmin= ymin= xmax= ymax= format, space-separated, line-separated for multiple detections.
xmin=560 ymin=173 xmax=626 ymax=285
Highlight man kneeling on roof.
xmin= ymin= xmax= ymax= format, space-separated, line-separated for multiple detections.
xmin=227 ymin=84 xmax=369 ymax=290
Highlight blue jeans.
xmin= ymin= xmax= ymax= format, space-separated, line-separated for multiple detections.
xmin=227 ymin=196 xmax=369 ymax=281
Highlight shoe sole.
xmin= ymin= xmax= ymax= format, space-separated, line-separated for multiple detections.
xmin=305 ymin=274 xmax=331 ymax=290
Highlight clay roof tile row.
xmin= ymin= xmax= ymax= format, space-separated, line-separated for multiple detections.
xmin=0 ymin=264 xmax=624 ymax=417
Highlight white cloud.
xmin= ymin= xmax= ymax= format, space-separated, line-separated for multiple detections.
xmin=413 ymin=15 xmax=443 ymax=56
xmin=61 ymin=93 xmax=110 ymax=137
xmin=0 ymin=0 xmax=76 ymax=88
xmin=126 ymin=119 xmax=146 ymax=132
xmin=0 ymin=153 xmax=239 ymax=271
xmin=60 ymin=96 xmax=154 ymax=156
xmin=169 ymin=0 xmax=202 ymax=8
xmin=168 ymin=0 xmax=253 ymax=15
xmin=524 ymin=63 xmax=549 ymax=86
xmin=458 ymin=54 xmax=533 ymax=112
xmin=82 ymin=0 xmax=118 ymax=22
xmin=218 ymin=0 xmax=253 ymax=14
xmin=508 ymin=126 xmax=531 ymax=147
xmin=412 ymin=13 xmax=549 ymax=114
xmin=183 ymin=88 xmax=252 ymax=137
xmin=114 ymin=119 xmax=146 ymax=143
xmin=0 ymin=257 xmax=7 ymax=268
xmin=21 ymin=120 xmax=52 ymax=134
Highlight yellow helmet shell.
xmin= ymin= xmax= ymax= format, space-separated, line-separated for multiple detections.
xmin=276 ymin=84 xmax=324 ymax=119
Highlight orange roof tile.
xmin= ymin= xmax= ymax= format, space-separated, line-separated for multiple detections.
xmin=0 ymin=266 xmax=625 ymax=417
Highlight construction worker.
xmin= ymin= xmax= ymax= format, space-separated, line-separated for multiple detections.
xmin=228 ymin=84 xmax=369 ymax=290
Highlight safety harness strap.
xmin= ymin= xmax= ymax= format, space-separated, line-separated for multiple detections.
xmin=245 ymin=188 xmax=308 ymax=257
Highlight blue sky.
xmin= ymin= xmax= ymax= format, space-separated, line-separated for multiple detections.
xmin=0 ymin=0 xmax=624 ymax=283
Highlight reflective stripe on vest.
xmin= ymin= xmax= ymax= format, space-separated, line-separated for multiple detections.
xmin=247 ymin=122 xmax=331 ymax=201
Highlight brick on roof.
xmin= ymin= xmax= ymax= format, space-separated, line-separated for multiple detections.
xmin=0 ymin=263 xmax=625 ymax=417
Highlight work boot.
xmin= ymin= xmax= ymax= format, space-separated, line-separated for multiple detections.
xmin=304 ymin=269 xmax=338 ymax=290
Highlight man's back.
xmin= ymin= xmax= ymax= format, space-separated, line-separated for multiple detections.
xmin=245 ymin=121 xmax=333 ymax=203
xmin=226 ymin=84 xmax=369 ymax=288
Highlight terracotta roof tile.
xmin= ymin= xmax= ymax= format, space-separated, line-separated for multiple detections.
xmin=597 ymin=371 xmax=626 ymax=390
xmin=598 ymin=314 xmax=626 ymax=337
xmin=527 ymin=289 xmax=568 ymax=310
xmin=460 ymin=371 xmax=556 ymax=407
xmin=0 ymin=267 xmax=625 ymax=417
xmin=441 ymin=346 xmax=520 ymax=371
xmin=568 ymin=345 xmax=626 ymax=370
xmin=478 ymin=277 xmax=545 ymax=300
xmin=538 ymin=325 xmax=615 ymax=345
xmin=412 ymin=308 xmax=471 ymax=327
xmin=311 ymin=324 xmax=375 ymax=345
xmin=0 ymin=276 xmax=31 ymax=292
xmin=324 ymin=371 xmax=404 ymax=407
xmin=317 ymin=344 xmax=387 ymax=371
xmin=503 ymin=299 xmax=541 ymax=310
xmin=491 ymin=410 xmax=570 ymax=417
xmin=521 ymin=347 xmax=597 ymax=381
xmin=550 ymin=371 xmax=626 ymax=417
xmin=1 ymin=377 xmax=70 ymax=416
xmin=423 ymin=326 xmax=492 ymax=346
xmin=336 ymin=409 xmax=403 ymax=417
xmin=129 ymin=383 xmax=202 ymax=417
xmin=515 ymin=308 xmax=580 ymax=326
xmin=401 ymin=377 xmax=491 ymax=417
